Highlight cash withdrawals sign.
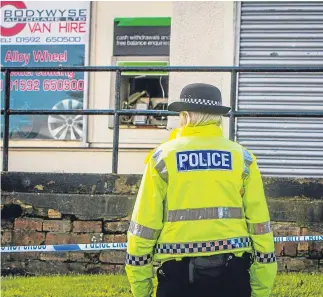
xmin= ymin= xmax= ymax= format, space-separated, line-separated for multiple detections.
xmin=0 ymin=1 xmax=90 ymax=140
xmin=113 ymin=17 xmax=171 ymax=56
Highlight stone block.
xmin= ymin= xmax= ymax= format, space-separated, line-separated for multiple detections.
xmin=68 ymin=262 xmax=86 ymax=274
xmin=264 ymin=178 xmax=323 ymax=199
xmin=25 ymin=260 xmax=70 ymax=275
xmin=268 ymin=198 xmax=323 ymax=223
xmin=69 ymin=252 xmax=99 ymax=263
xmin=85 ymin=264 xmax=125 ymax=274
xmin=103 ymin=264 xmax=125 ymax=274
xmin=1 ymin=261 xmax=28 ymax=277
xmin=10 ymin=252 xmax=39 ymax=261
xmin=3 ymin=192 xmax=135 ymax=221
xmin=13 ymin=231 xmax=45 ymax=246
xmin=309 ymin=241 xmax=323 ymax=259
xmin=1 ymin=231 xmax=13 ymax=245
xmin=14 ymin=218 xmax=43 ymax=231
xmin=43 ymin=220 xmax=71 ymax=232
xmin=104 ymin=221 xmax=129 ymax=233
xmin=1 ymin=253 xmax=13 ymax=266
xmin=1 ymin=220 xmax=13 ymax=231
xmin=46 ymin=233 xmax=101 ymax=245
xmin=33 ymin=207 xmax=48 ymax=218
xmin=85 ymin=264 xmax=105 ymax=274
xmin=99 ymin=251 xmax=126 ymax=264
xmin=278 ymin=257 xmax=319 ymax=272
xmin=114 ymin=265 xmax=126 ymax=274
xmin=48 ymin=209 xmax=62 ymax=219
xmin=113 ymin=176 xmax=140 ymax=194
xmin=73 ymin=221 xmax=102 ymax=233
xmin=319 ymin=262 xmax=323 ymax=272
xmin=40 ymin=253 xmax=69 ymax=262
xmin=283 ymin=243 xmax=298 ymax=257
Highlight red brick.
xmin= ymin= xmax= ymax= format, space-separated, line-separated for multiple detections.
xmin=43 ymin=220 xmax=71 ymax=232
xmin=283 ymin=243 xmax=298 ymax=257
xmin=14 ymin=218 xmax=42 ymax=231
xmin=40 ymin=253 xmax=68 ymax=262
xmin=275 ymin=243 xmax=284 ymax=257
xmin=48 ymin=209 xmax=62 ymax=219
xmin=73 ymin=221 xmax=102 ymax=233
xmin=46 ymin=233 xmax=93 ymax=245
xmin=99 ymin=251 xmax=126 ymax=264
xmin=104 ymin=221 xmax=129 ymax=233
xmin=1 ymin=231 xmax=13 ymax=245
xmin=297 ymin=242 xmax=309 ymax=254
xmin=103 ymin=234 xmax=127 ymax=243
xmin=300 ymin=227 xmax=309 ymax=236
xmin=13 ymin=231 xmax=45 ymax=245
xmin=271 ymin=225 xmax=300 ymax=237
xmin=90 ymin=233 xmax=104 ymax=243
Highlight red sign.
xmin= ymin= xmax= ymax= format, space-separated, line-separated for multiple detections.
xmin=0 ymin=1 xmax=27 ymax=37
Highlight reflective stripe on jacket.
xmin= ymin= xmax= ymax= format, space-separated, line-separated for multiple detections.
xmin=126 ymin=124 xmax=277 ymax=297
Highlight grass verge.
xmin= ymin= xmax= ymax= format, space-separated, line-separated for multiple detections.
xmin=1 ymin=273 xmax=323 ymax=297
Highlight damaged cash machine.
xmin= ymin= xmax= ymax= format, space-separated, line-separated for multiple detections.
xmin=110 ymin=17 xmax=171 ymax=128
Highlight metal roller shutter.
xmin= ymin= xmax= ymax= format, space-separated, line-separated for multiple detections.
xmin=237 ymin=1 xmax=323 ymax=177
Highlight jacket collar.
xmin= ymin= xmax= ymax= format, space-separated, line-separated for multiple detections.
xmin=177 ymin=124 xmax=223 ymax=137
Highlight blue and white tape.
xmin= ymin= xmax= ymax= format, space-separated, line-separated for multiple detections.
xmin=1 ymin=242 xmax=127 ymax=253
xmin=1 ymin=235 xmax=323 ymax=253
xmin=274 ymin=235 xmax=323 ymax=243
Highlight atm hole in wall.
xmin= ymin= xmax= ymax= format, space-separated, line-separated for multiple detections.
xmin=119 ymin=75 xmax=169 ymax=127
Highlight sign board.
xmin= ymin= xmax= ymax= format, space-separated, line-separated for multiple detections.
xmin=0 ymin=1 xmax=91 ymax=140
xmin=116 ymin=61 xmax=169 ymax=76
xmin=113 ymin=17 xmax=171 ymax=56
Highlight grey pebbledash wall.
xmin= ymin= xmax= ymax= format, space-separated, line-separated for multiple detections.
xmin=1 ymin=172 xmax=323 ymax=276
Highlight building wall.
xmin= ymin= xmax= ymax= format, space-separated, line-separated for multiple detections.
xmin=2 ymin=172 xmax=323 ymax=275
xmin=4 ymin=1 xmax=236 ymax=173
xmin=168 ymin=1 xmax=236 ymax=137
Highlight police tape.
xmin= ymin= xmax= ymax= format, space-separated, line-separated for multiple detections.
xmin=1 ymin=242 xmax=127 ymax=253
xmin=1 ymin=235 xmax=323 ymax=253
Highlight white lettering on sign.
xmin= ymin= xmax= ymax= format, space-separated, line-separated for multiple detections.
xmin=176 ymin=150 xmax=232 ymax=172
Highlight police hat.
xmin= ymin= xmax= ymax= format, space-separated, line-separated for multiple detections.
xmin=168 ymin=83 xmax=231 ymax=115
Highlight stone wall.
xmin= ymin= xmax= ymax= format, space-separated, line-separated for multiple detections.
xmin=1 ymin=172 xmax=323 ymax=275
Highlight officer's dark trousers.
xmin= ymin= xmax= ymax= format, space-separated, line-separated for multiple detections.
xmin=156 ymin=255 xmax=251 ymax=297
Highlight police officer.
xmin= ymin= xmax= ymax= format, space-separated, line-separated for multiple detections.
xmin=125 ymin=83 xmax=277 ymax=297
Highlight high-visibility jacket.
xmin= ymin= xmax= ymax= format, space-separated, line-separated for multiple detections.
xmin=126 ymin=124 xmax=277 ymax=297
xmin=144 ymin=128 xmax=180 ymax=164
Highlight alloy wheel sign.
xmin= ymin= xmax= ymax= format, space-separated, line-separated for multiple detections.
xmin=0 ymin=1 xmax=90 ymax=140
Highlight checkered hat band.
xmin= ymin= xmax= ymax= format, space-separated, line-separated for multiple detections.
xmin=255 ymin=251 xmax=276 ymax=264
xmin=180 ymin=98 xmax=219 ymax=106
xmin=125 ymin=252 xmax=152 ymax=266
xmin=155 ymin=236 xmax=251 ymax=255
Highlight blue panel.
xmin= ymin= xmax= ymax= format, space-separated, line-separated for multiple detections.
xmin=53 ymin=244 xmax=81 ymax=251
xmin=176 ymin=150 xmax=232 ymax=172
